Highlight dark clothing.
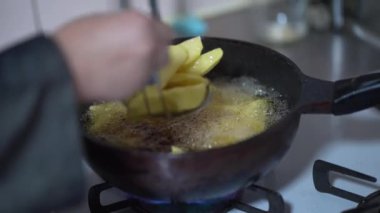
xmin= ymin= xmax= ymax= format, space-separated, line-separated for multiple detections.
xmin=0 ymin=36 xmax=84 ymax=212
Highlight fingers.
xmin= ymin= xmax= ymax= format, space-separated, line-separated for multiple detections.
xmin=150 ymin=19 xmax=173 ymax=70
xmin=154 ymin=20 xmax=173 ymax=44
xmin=121 ymin=11 xmax=173 ymax=70
xmin=56 ymin=10 xmax=177 ymax=102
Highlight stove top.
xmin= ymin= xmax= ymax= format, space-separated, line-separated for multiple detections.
xmin=261 ymin=108 xmax=380 ymax=213
xmin=88 ymin=182 xmax=284 ymax=213
xmin=85 ymin=158 xmax=380 ymax=213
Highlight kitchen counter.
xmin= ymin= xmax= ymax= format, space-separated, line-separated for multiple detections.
xmin=67 ymin=8 xmax=380 ymax=213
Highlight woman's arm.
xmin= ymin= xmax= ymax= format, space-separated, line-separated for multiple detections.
xmin=0 ymin=36 xmax=84 ymax=212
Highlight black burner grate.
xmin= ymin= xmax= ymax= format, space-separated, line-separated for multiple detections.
xmin=88 ymin=182 xmax=285 ymax=213
xmin=313 ymin=160 xmax=380 ymax=213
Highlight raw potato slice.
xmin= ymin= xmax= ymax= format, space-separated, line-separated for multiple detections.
xmin=165 ymin=73 xmax=206 ymax=88
xmin=182 ymin=48 xmax=223 ymax=76
xmin=159 ymin=45 xmax=188 ymax=88
xmin=178 ymin=36 xmax=203 ymax=66
xmin=124 ymin=37 xmax=223 ymax=117
xmin=163 ymin=78 xmax=209 ymax=113
xmin=126 ymin=78 xmax=209 ymax=117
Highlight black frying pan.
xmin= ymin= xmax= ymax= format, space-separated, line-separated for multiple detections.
xmin=82 ymin=37 xmax=380 ymax=203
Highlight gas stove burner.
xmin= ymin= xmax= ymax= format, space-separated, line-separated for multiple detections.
xmin=88 ymin=182 xmax=285 ymax=213
xmin=313 ymin=160 xmax=380 ymax=213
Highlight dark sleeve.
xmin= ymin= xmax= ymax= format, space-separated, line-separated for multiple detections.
xmin=0 ymin=36 xmax=84 ymax=212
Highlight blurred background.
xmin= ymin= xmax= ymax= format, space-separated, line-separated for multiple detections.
xmin=1 ymin=0 xmax=253 ymax=49
xmin=2 ymin=0 xmax=380 ymax=50
xmin=2 ymin=0 xmax=380 ymax=81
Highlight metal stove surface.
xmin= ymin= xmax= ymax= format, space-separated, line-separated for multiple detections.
xmin=258 ymin=108 xmax=380 ymax=213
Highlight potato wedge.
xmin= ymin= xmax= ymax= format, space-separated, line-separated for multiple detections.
xmin=165 ymin=73 xmax=206 ymax=89
xmin=159 ymin=45 xmax=188 ymax=88
xmin=124 ymin=37 xmax=223 ymax=117
xmin=178 ymin=36 xmax=203 ymax=66
xmin=182 ymin=48 xmax=223 ymax=76
xmin=126 ymin=78 xmax=209 ymax=117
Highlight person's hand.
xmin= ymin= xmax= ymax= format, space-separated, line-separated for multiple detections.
xmin=54 ymin=11 xmax=172 ymax=102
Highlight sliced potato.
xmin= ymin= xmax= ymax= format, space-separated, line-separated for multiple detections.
xmin=178 ymin=36 xmax=203 ymax=66
xmin=163 ymin=79 xmax=209 ymax=113
xmin=159 ymin=45 xmax=188 ymax=88
xmin=126 ymin=79 xmax=209 ymax=117
xmin=181 ymin=48 xmax=223 ymax=76
xmin=124 ymin=37 xmax=223 ymax=117
xmin=165 ymin=73 xmax=206 ymax=89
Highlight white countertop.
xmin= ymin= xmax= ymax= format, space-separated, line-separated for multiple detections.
xmin=253 ymin=108 xmax=380 ymax=212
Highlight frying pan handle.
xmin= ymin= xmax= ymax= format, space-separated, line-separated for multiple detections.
xmin=300 ymin=72 xmax=380 ymax=114
xmin=298 ymin=76 xmax=334 ymax=114
xmin=333 ymin=72 xmax=380 ymax=115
